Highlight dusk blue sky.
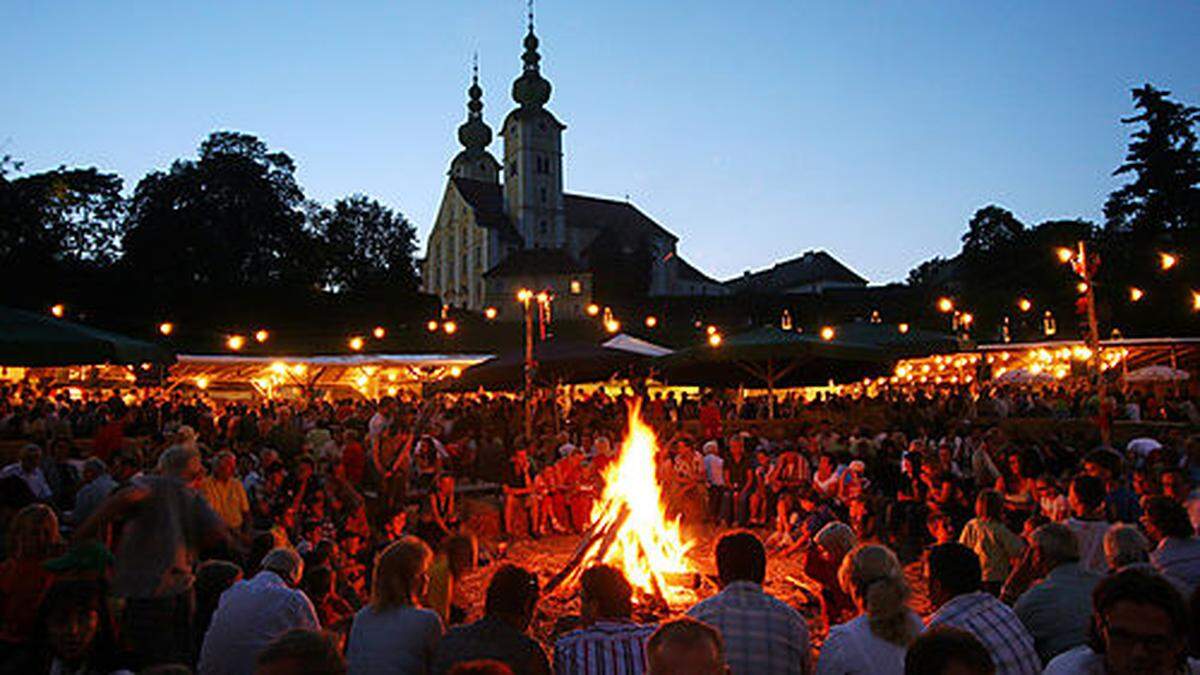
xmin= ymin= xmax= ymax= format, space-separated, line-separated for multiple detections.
xmin=3 ymin=2 xmax=1198 ymax=284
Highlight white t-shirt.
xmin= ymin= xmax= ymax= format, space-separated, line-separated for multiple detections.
xmin=1066 ymin=517 xmax=1112 ymax=575
xmin=1045 ymin=645 xmax=1200 ymax=674
xmin=814 ymin=612 xmax=922 ymax=675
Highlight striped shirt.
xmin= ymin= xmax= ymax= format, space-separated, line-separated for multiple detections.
xmin=687 ymin=580 xmax=813 ymax=675
xmin=928 ymin=592 xmax=1040 ymax=675
xmin=553 ymin=620 xmax=656 ymax=675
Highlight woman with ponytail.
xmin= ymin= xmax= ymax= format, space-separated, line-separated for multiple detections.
xmin=815 ymin=544 xmax=923 ymax=675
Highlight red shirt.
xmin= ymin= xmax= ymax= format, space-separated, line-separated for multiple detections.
xmin=91 ymin=420 xmax=125 ymax=462
xmin=342 ymin=441 xmax=366 ymax=483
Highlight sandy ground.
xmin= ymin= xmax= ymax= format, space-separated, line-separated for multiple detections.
xmin=454 ymin=526 xmax=931 ymax=647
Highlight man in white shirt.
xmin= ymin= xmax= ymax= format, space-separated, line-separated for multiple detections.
xmin=0 ymin=443 xmax=53 ymax=501
xmin=199 ymin=548 xmax=319 ymax=675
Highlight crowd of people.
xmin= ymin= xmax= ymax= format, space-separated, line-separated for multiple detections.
xmin=0 ymin=378 xmax=1199 ymax=674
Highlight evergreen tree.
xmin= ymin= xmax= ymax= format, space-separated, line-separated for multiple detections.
xmin=1104 ymin=84 xmax=1200 ymax=233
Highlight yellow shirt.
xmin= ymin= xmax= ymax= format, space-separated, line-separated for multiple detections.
xmin=959 ymin=517 xmax=1025 ymax=582
xmin=200 ymin=476 xmax=250 ymax=530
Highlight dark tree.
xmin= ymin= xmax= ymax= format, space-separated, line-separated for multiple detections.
xmin=961 ymin=205 xmax=1025 ymax=258
xmin=0 ymin=166 xmax=126 ymax=305
xmin=310 ymin=194 xmax=419 ymax=295
xmin=905 ymin=256 xmax=952 ymax=287
xmin=121 ymin=131 xmax=321 ymax=311
xmin=1104 ymin=84 xmax=1200 ymax=233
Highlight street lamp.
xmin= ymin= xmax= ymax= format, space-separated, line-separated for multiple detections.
xmin=158 ymin=322 xmax=174 ymax=336
xmin=49 ymin=303 xmax=65 ymax=318
xmin=936 ymin=297 xmax=954 ymax=313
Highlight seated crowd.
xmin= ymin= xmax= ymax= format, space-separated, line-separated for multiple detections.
xmin=0 ymin=380 xmax=1199 ymax=674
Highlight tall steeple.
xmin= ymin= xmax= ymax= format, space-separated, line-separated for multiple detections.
xmin=511 ymin=3 xmax=551 ymax=109
xmin=502 ymin=0 xmax=567 ymax=250
xmin=449 ymin=54 xmax=500 ymax=183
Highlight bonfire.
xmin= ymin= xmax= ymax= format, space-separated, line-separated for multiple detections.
xmin=546 ymin=400 xmax=698 ymax=606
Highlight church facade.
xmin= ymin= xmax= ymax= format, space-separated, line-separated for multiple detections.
xmin=421 ymin=20 xmax=726 ymax=321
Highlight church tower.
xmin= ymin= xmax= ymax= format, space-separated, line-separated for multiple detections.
xmin=449 ymin=58 xmax=500 ymax=182
xmin=501 ymin=10 xmax=567 ymax=249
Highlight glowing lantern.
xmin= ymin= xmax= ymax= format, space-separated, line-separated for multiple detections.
xmin=373 ymin=326 xmax=387 ymax=339
xmin=708 ymin=333 xmax=722 ymax=347
xmin=254 ymin=329 xmax=269 ymax=343
xmin=1129 ymin=287 xmax=1144 ymax=302
xmin=426 ymin=320 xmax=440 ymax=332
xmin=586 ymin=303 xmax=600 ymax=317
xmin=937 ymin=297 xmax=954 ymax=313
xmin=348 ymin=336 xmax=364 ymax=351
xmin=1055 ymin=247 xmax=1074 ymax=263
xmin=1160 ymin=252 xmax=1178 ymax=270
xmin=484 ymin=307 xmax=498 ymax=320
xmin=443 ymin=321 xmax=458 ymax=335
xmin=226 ymin=335 xmax=246 ymax=351
xmin=898 ymin=323 xmax=910 ymax=334
xmin=644 ymin=315 xmax=658 ymax=328
xmin=605 ymin=319 xmax=621 ymax=334
xmin=820 ymin=326 xmax=835 ymax=340
xmin=449 ymin=366 xmax=463 ymax=377
xmin=1076 ymin=282 xmax=1088 ymax=294
xmin=1017 ymin=298 xmax=1032 ymax=312
xmin=195 ymin=376 xmax=209 ymax=389
xmin=158 ymin=322 xmax=174 ymax=336
xmin=516 ymin=289 xmax=534 ymax=303
xmin=50 ymin=304 xmax=65 ymax=318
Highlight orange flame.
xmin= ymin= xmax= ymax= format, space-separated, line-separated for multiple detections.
xmin=581 ymin=401 xmax=695 ymax=604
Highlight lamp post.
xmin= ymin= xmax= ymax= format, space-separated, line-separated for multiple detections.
xmin=1062 ymin=240 xmax=1109 ymax=444
xmin=517 ymin=289 xmax=535 ymax=441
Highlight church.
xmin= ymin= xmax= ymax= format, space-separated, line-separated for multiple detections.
xmin=420 ymin=17 xmax=727 ymax=321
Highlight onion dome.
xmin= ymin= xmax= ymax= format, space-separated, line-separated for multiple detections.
xmin=511 ymin=26 xmax=551 ymax=109
xmin=457 ymin=64 xmax=492 ymax=152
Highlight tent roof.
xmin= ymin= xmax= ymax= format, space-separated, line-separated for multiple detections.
xmin=0 ymin=306 xmax=174 ymax=367
xmin=440 ymin=338 xmax=653 ymax=391
xmin=653 ymin=325 xmax=891 ymax=388
xmin=601 ymin=334 xmax=674 ymax=358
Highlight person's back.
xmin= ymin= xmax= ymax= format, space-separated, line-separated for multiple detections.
xmin=199 ymin=551 xmax=318 ymax=675
xmin=1011 ymin=525 xmax=1099 ymax=664
xmin=347 ymin=604 xmax=442 ymax=675
xmin=816 ymin=544 xmax=922 ymax=675
xmin=687 ymin=531 xmax=811 ymax=674
xmin=554 ymin=565 xmax=655 ymax=675
xmin=347 ymin=537 xmax=443 ymax=675
xmin=433 ymin=565 xmax=549 ymax=675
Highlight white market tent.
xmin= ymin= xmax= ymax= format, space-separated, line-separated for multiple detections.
xmin=1125 ymin=364 xmax=1191 ymax=383
xmin=601 ymin=333 xmax=674 ymax=358
xmin=171 ymin=353 xmax=492 ymax=397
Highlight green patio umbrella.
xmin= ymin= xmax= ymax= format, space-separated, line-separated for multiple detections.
xmin=0 ymin=306 xmax=174 ymax=367
xmin=653 ymin=325 xmax=891 ymax=417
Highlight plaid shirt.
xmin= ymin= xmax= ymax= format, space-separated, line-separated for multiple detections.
xmin=687 ymin=580 xmax=812 ymax=675
xmin=553 ymin=620 xmax=656 ymax=675
xmin=928 ymin=592 xmax=1040 ymax=675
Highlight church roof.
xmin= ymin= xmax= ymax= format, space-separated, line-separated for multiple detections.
xmin=449 ymin=177 xmax=680 ymax=247
xmin=482 ymin=248 xmax=586 ymax=278
xmin=451 ymin=177 xmax=521 ymax=243
xmin=725 ymin=250 xmax=868 ymax=293
xmin=566 ymin=192 xmax=678 ymax=244
xmin=674 ymin=256 xmax=722 ymax=285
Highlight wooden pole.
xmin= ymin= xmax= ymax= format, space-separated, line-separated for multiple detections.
xmin=524 ymin=296 xmax=534 ymax=442
xmin=1078 ymin=240 xmax=1109 ymax=445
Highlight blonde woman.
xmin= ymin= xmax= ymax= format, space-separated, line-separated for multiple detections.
xmin=815 ymin=544 xmax=922 ymax=675
xmin=0 ymin=504 xmax=64 ymax=647
xmin=347 ymin=536 xmax=444 ymax=675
